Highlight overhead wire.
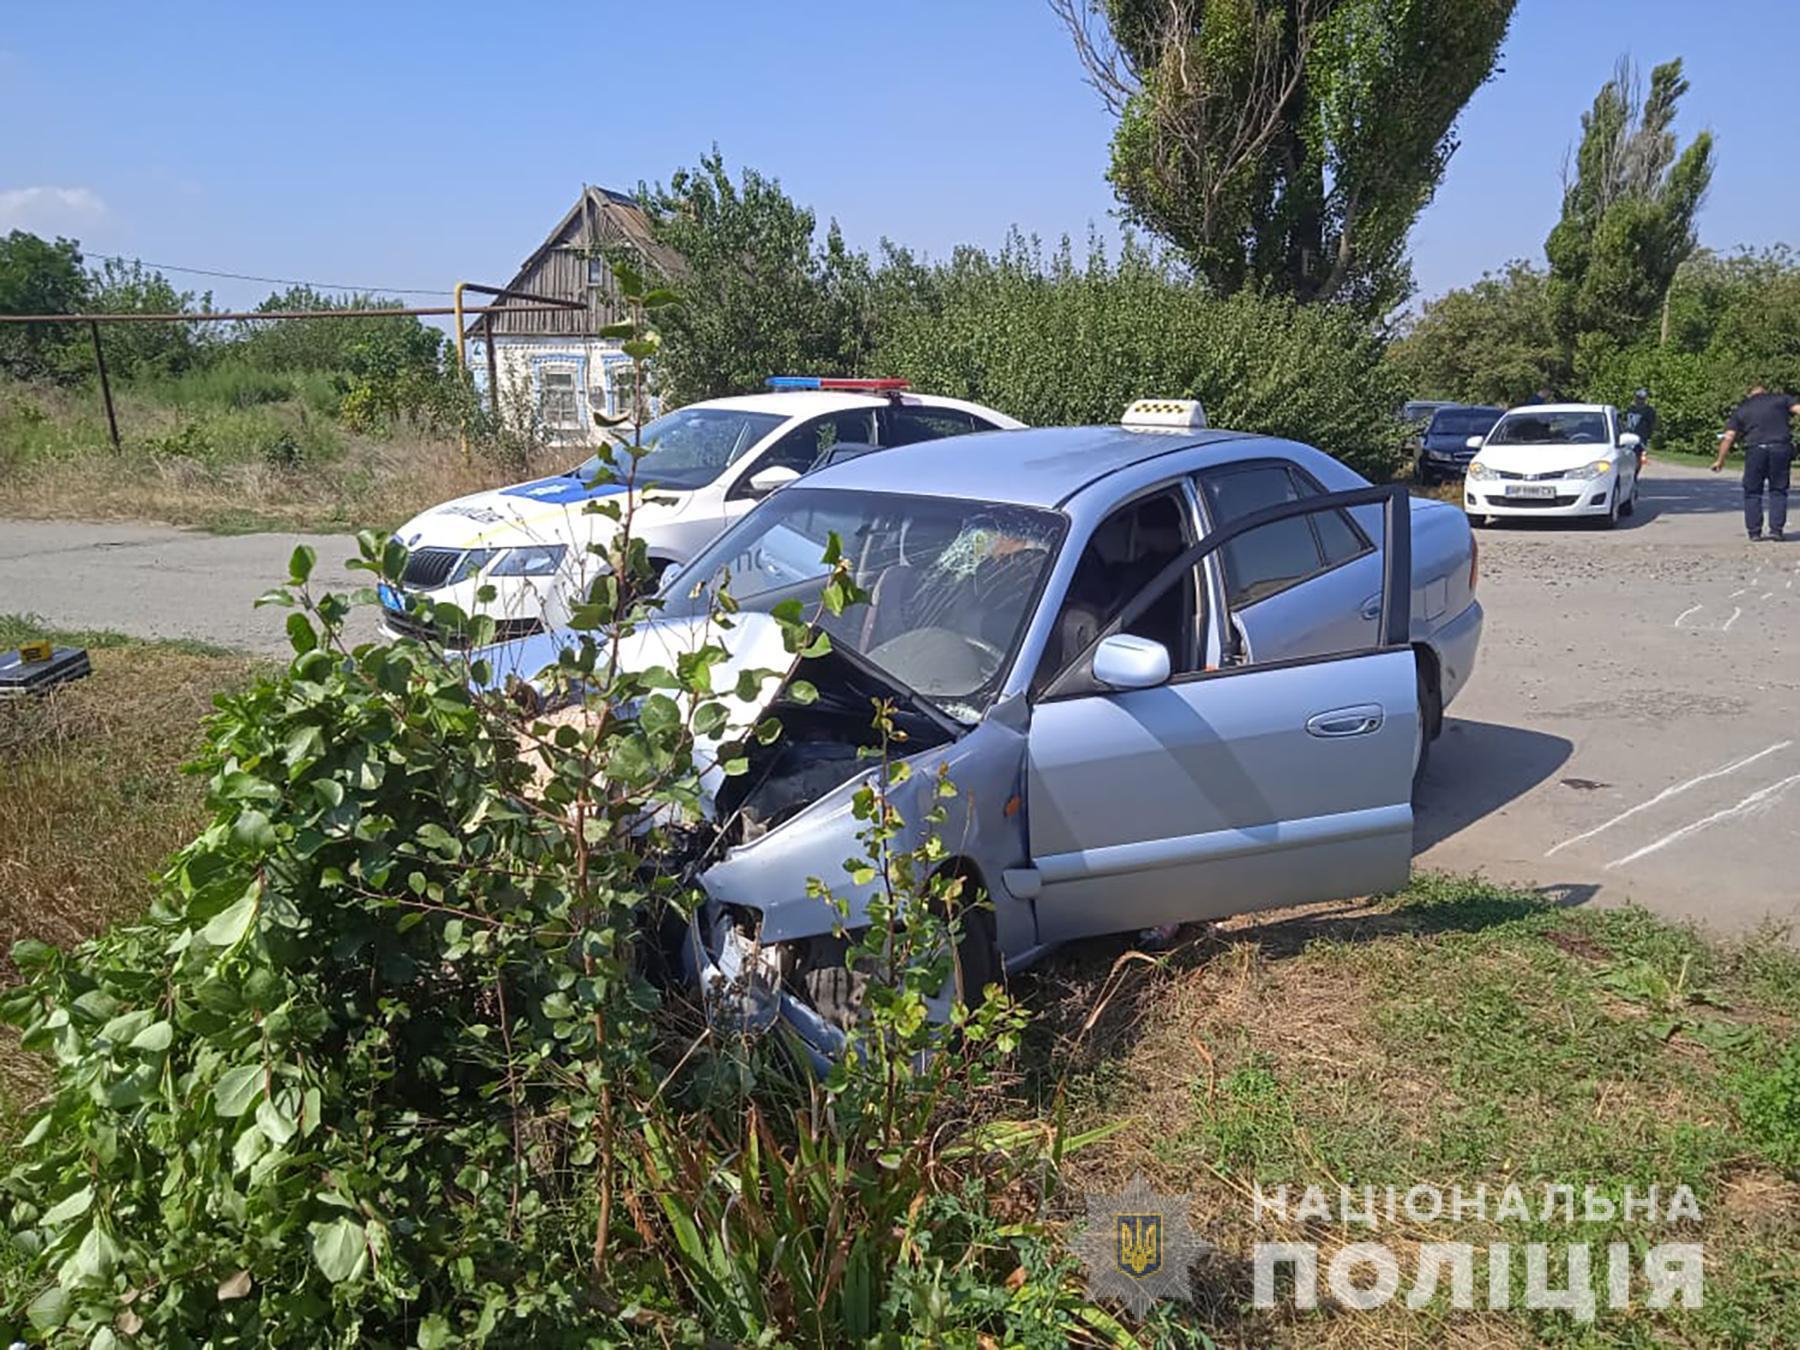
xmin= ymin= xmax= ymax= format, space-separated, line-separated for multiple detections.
xmin=84 ymin=252 xmax=455 ymax=297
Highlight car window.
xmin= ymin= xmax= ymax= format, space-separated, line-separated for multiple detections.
xmin=884 ymin=406 xmax=988 ymax=446
xmin=1488 ymin=411 xmax=1609 ymax=445
xmin=1198 ymin=462 xmax=1369 ymax=607
xmin=730 ymin=410 xmax=877 ymax=497
xmin=1033 ymin=487 xmax=1197 ymax=696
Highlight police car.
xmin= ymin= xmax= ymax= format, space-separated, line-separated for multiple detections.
xmin=379 ymin=378 xmax=1023 ymax=643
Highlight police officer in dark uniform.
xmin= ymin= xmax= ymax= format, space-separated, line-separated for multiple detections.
xmin=1712 ymin=382 xmax=1800 ymax=541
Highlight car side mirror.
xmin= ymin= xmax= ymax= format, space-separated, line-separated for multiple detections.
xmin=1092 ymin=634 xmax=1170 ymax=691
xmin=745 ymin=465 xmax=801 ymax=498
xmin=1618 ymin=432 xmax=1641 ymax=450
xmin=1464 ymin=435 xmax=1484 ymax=451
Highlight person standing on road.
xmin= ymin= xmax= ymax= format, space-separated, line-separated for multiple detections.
xmin=1623 ymin=388 xmax=1658 ymax=473
xmin=1712 ymin=382 xmax=1800 ymax=541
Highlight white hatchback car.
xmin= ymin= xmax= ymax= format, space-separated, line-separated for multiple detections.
xmin=1463 ymin=403 xmax=1642 ymax=528
xmin=380 ymin=380 xmax=1022 ymax=642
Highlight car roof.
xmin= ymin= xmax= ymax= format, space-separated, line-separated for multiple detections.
xmin=1500 ymin=403 xmax=1610 ymax=414
xmin=695 ymin=390 xmax=1001 ymax=417
xmin=797 ymin=424 xmax=1255 ymax=508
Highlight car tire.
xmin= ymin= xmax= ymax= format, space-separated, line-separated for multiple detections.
xmin=1620 ymin=477 xmax=1638 ymax=518
xmin=797 ymin=878 xmax=1001 ymax=1029
xmin=1413 ymin=655 xmax=1441 ymax=800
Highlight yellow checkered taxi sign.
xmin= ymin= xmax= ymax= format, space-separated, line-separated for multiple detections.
xmin=1121 ymin=398 xmax=1208 ymax=431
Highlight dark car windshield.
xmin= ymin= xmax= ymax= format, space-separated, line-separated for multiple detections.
xmin=1427 ymin=408 xmax=1502 ymax=437
xmin=663 ymin=487 xmax=1065 ymax=719
xmin=568 ymin=407 xmax=786 ymax=490
xmin=1488 ymin=411 xmax=1609 ymax=446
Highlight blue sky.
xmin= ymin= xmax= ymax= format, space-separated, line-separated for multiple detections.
xmin=1 ymin=0 xmax=1791 ymax=315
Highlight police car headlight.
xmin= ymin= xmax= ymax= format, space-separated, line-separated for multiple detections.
xmin=1466 ymin=461 xmax=1495 ymax=480
xmin=489 ymin=544 xmax=568 ymax=577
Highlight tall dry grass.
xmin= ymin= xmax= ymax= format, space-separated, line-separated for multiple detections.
xmin=0 ymin=377 xmax=535 ymax=533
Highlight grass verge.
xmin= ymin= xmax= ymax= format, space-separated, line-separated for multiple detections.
xmin=0 ymin=616 xmax=258 ymax=1131
xmin=0 ymin=378 xmax=527 ymax=534
xmin=1024 ymin=875 xmax=1800 ymax=1346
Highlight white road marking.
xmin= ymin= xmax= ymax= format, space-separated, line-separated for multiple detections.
xmin=1730 ymin=588 xmax=1748 ymax=598
xmin=1607 ymin=772 xmax=1800 ymax=869
xmin=1721 ymin=607 xmax=1743 ymax=632
xmin=1762 ymin=592 xmax=1775 ymax=600
xmin=1544 ymin=742 xmax=1793 ymax=856
xmin=1672 ymin=604 xmax=1703 ymax=627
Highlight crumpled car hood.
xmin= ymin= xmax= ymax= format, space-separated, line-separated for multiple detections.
xmin=470 ymin=611 xmax=807 ymax=812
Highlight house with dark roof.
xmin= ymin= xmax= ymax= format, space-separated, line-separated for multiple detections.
xmin=466 ymin=184 xmax=682 ymax=448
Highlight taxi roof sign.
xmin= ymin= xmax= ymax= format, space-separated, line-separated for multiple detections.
xmin=1121 ymin=398 xmax=1207 ymax=430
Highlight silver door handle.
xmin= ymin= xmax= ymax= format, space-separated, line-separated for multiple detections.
xmin=1306 ymin=704 xmax=1384 ymax=738
xmin=1358 ymin=593 xmax=1383 ymax=620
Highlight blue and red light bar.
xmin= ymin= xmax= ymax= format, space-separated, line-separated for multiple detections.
xmin=765 ymin=376 xmax=911 ymax=392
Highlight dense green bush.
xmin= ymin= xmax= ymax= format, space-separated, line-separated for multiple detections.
xmin=0 ymin=277 xmax=1122 ymax=1347
xmin=876 ymin=234 xmax=1408 ymax=480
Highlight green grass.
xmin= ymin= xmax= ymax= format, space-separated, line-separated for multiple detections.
xmin=1030 ymin=875 xmax=1800 ymax=1347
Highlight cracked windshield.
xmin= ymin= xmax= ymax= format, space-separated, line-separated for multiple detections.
xmin=665 ymin=487 xmax=1062 ymax=718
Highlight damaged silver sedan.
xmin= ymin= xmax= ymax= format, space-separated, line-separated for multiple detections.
xmin=477 ymin=405 xmax=1484 ymax=1059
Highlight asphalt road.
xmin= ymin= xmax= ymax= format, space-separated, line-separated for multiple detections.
xmin=4 ymin=457 xmax=1797 ymax=936
xmin=1414 ymin=458 xmax=1800 ymax=936
xmin=0 ymin=519 xmax=382 ymax=652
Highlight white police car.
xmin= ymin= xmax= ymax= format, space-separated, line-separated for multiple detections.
xmin=378 ymin=378 xmax=1022 ymax=643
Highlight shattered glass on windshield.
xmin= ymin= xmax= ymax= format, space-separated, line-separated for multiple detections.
xmin=664 ymin=488 xmax=1065 ymax=718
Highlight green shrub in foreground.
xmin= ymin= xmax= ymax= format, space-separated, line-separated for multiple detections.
xmin=0 ymin=269 xmax=1125 ymax=1348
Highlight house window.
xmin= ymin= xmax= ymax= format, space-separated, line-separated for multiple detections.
xmin=587 ymin=256 xmax=606 ymax=286
xmin=539 ymin=368 xmax=580 ymax=429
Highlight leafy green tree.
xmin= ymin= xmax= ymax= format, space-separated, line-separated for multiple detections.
xmin=1053 ymin=0 xmax=1516 ymax=310
xmin=1387 ymin=261 xmax=1560 ymax=406
xmin=0 ymin=231 xmax=87 ymax=381
xmin=642 ymin=150 xmax=875 ymax=401
xmin=1545 ymin=57 xmax=1713 ymax=366
xmin=86 ymin=257 xmax=213 ymax=379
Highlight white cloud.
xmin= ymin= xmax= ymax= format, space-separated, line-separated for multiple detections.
xmin=0 ymin=186 xmax=107 ymax=235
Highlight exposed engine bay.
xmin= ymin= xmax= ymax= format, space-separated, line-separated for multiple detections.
xmin=712 ymin=647 xmax=955 ymax=848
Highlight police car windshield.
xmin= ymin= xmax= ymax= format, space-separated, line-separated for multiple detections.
xmin=1489 ymin=411 xmax=1609 ymax=446
xmin=568 ymin=408 xmax=785 ymax=490
xmin=663 ymin=487 xmax=1065 ymax=719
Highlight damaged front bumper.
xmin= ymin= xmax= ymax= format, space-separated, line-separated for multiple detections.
xmin=683 ymin=905 xmax=846 ymax=1069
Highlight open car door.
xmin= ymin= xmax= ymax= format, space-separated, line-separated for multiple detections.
xmin=1018 ymin=485 xmax=1417 ymax=945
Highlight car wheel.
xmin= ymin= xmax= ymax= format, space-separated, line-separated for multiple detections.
xmin=1413 ymin=656 xmax=1441 ymax=800
xmin=1595 ymin=488 xmax=1620 ymax=530
xmin=797 ymin=879 xmax=1001 ymax=1030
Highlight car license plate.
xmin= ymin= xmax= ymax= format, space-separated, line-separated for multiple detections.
xmin=1505 ymin=484 xmax=1557 ymax=498
xmin=378 ymin=582 xmax=406 ymax=611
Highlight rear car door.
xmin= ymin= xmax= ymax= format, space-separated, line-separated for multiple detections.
xmin=1021 ymin=485 xmax=1416 ymax=944
xmin=1196 ymin=459 xmax=1382 ymax=661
